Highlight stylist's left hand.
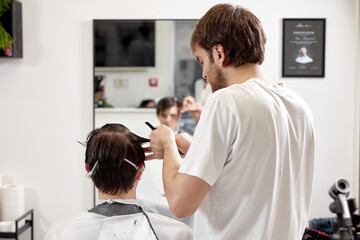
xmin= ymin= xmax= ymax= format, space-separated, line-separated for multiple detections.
xmin=146 ymin=124 xmax=176 ymax=160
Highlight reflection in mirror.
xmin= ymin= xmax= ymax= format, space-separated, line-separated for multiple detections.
xmin=92 ymin=20 xmax=204 ymax=229
xmin=94 ymin=21 xmax=155 ymax=68
xmin=93 ymin=20 xmax=202 ymax=138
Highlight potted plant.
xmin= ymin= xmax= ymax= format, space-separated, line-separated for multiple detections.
xmin=0 ymin=0 xmax=14 ymax=53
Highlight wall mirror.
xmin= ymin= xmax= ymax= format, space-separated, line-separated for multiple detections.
xmin=93 ymin=19 xmax=203 ymax=138
xmin=92 ymin=20 xmax=203 ymax=228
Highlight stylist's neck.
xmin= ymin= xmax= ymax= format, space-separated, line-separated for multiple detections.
xmin=98 ymin=185 xmax=137 ymax=200
xmin=226 ymin=63 xmax=269 ymax=85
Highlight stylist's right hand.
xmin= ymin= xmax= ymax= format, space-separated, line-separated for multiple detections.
xmin=146 ymin=124 xmax=175 ymax=160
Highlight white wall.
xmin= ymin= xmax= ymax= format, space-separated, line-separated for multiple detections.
xmin=0 ymin=0 xmax=358 ymax=239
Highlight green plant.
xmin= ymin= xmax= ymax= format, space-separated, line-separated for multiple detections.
xmin=94 ymin=92 xmax=114 ymax=108
xmin=0 ymin=0 xmax=13 ymax=51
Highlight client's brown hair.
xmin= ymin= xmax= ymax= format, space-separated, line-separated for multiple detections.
xmin=85 ymin=123 xmax=149 ymax=195
xmin=156 ymin=97 xmax=182 ymax=116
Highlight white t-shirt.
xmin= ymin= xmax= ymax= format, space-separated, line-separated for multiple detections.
xmin=137 ymin=160 xmax=194 ymax=228
xmin=179 ymin=78 xmax=315 ymax=240
xmin=45 ymin=199 xmax=193 ymax=240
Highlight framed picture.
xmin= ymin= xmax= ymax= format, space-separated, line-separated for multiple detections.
xmin=282 ymin=18 xmax=326 ymax=77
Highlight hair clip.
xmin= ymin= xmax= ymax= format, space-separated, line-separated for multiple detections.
xmin=124 ymin=159 xmax=145 ymax=173
xmin=85 ymin=160 xmax=99 ymax=178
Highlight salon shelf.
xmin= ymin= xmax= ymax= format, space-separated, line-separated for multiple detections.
xmin=0 ymin=209 xmax=34 ymax=240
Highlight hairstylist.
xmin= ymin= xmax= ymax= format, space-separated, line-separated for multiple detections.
xmin=147 ymin=3 xmax=315 ymax=240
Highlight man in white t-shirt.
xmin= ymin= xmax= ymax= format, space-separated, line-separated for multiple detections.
xmin=146 ymin=3 xmax=315 ymax=240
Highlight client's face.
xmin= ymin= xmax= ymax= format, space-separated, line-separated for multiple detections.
xmin=157 ymin=106 xmax=180 ymax=132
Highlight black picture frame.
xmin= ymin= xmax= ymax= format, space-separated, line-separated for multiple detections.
xmin=282 ymin=18 xmax=326 ymax=77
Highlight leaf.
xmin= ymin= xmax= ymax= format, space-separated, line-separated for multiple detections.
xmin=0 ymin=23 xmax=13 ymax=51
xmin=0 ymin=0 xmax=13 ymax=17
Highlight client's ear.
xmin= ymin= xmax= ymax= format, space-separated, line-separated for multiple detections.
xmin=135 ymin=163 xmax=144 ymax=180
xmin=135 ymin=171 xmax=143 ymax=180
xmin=85 ymin=163 xmax=90 ymax=173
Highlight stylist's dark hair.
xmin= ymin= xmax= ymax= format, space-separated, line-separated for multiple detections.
xmin=156 ymin=97 xmax=182 ymax=116
xmin=85 ymin=123 xmax=149 ymax=195
xmin=191 ymin=3 xmax=267 ymax=67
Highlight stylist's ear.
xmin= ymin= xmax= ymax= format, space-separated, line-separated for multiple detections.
xmin=213 ymin=44 xmax=226 ymax=67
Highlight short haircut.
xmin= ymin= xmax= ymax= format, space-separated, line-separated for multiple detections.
xmin=191 ymin=3 xmax=267 ymax=67
xmin=156 ymin=97 xmax=182 ymax=116
xmin=85 ymin=123 xmax=149 ymax=195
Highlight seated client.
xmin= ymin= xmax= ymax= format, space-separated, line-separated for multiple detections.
xmin=156 ymin=97 xmax=182 ymax=135
xmin=45 ymin=123 xmax=193 ymax=240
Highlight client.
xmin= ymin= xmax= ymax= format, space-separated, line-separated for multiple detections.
xmin=45 ymin=123 xmax=193 ymax=240
xmin=156 ymin=97 xmax=182 ymax=135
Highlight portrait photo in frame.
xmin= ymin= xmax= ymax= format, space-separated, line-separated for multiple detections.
xmin=282 ymin=18 xmax=326 ymax=77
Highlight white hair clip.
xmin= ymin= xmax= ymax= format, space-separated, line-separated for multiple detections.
xmin=124 ymin=159 xmax=145 ymax=173
xmin=86 ymin=160 xmax=99 ymax=178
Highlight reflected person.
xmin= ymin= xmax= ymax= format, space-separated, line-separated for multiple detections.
xmin=156 ymin=97 xmax=182 ymax=135
xmin=139 ymin=99 xmax=156 ymax=108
